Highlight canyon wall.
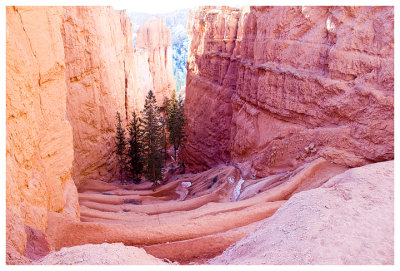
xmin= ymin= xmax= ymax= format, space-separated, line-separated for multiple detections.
xmin=184 ymin=7 xmax=243 ymax=171
xmin=6 ymin=6 xmax=175 ymax=262
xmin=64 ymin=10 xmax=176 ymax=185
xmin=136 ymin=17 xmax=176 ymax=105
xmin=6 ymin=6 xmax=79 ymax=262
xmin=62 ymin=6 xmax=139 ymax=186
xmin=184 ymin=6 xmax=394 ymax=177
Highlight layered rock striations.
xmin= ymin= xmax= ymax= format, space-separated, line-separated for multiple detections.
xmin=136 ymin=17 xmax=176 ymax=105
xmin=184 ymin=7 xmax=243 ymax=171
xmin=184 ymin=6 xmax=394 ymax=177
xmin=6 ymin=6 xmax=79 ymax=263
xmin=62 ymin=7 xmax=139 ymax=186
xmin=63 ymin=9 xmax=176 ymax=185
xmin=7 ymin=6 xmax=176 ymax=263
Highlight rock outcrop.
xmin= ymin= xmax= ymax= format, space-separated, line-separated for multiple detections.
xmin=209 ymin=160 xmax=394 ymax=264
xmin=63 ymin=9 xmax=176 ymax=186
xmin=184 ymin=7 xmax=242 ymax=172
xmin=6 ymin=6 xmax=79 ymax=263
xmin=136 ymin=16 xmax=176 ymax=105
xmin=184 ymin=6 xmax=394 ymax=177
xmin=7 ymin=5 xmax=394 ymax=266
xmin=6 ymin=5 xmax=176 ymax=263
xmin=62 ymin=7 xmax=138 ymax=186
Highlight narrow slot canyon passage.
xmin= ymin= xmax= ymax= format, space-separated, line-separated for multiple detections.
xmin=5 ymin=5 xmax=394 ymax=266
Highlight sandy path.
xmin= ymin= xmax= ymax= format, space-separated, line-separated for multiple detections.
xmin=142 ymin=220 xmax=263 ymax=264
xmin=46 ymin=200 xmax=285 ymax=249
xmin=44 ymin=158 xmax=348 ymax=264
xmin=36 ymin=243 xmax=167 ymax=265
xmin=209 ymin=161 xmax=394 ymax=264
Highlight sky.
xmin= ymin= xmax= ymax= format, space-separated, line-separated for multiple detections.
xmin=3 ymin=0 xmax=397 ymax=14
xmin=112 ymin=0 xmax=398 ymax=14
xmin=112 ymin=0 xmax=242 ymax=14
xmin=113 ymin=1 xmax=196 ymax=14
xmin=111 ymin=0 xmax=397 ymax=14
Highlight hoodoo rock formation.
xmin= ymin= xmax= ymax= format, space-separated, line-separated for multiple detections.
xmin=136 ymin=17 xmax=176 ymax=105
xmin=184 ymin=6 xmax=394 ymax=177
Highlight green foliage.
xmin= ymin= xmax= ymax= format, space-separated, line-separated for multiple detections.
xmin=141 ymin=90 xmax=165 ymax=184
xmin=160 ymin=115 xmax=168 ymax=165
xmin=165 ymin=92 xmax=187 ymax=164
xmin=160 ymin=96 xmax=171 ymax=116
xmin=114 ymin=112 xmax=127 ymax=182
xmin=127 ymin=111 xmax=144 ymax=184
xmin=114 ymin=89 xmax=187 ymax=185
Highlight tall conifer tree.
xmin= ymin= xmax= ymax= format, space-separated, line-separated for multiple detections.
xmin=141 ymin=90 xmax=164 ymax=185
xmin=166 ymin=93 xmax=187 ymax=162
xmin=114 ymin=112 xmax=126 ymax=183
xmin=160 ymin=116 xmax=168 ymax=164
xmin=127 ymin=111 xmax=143 ymax=183
xmin=175 ymin=97 xmax=187 ymax=166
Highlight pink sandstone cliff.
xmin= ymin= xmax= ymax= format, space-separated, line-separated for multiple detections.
xmin=62 ymin=6 xmax=139 ymax=186
xmin=6 ymin=6 xmax=79 ymax=263
xmin=183 ymin=6 xmax=394 ymax=177
xmin=136 ymin=17 xmax=176 ymax=105
xmin=6 ymin=6 xmax=175 ymax=263
xmin=63 ymin=9 xmax=175 ymax=185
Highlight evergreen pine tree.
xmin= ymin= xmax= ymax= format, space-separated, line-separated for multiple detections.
xmin=166 ymin=93 xmax=187 ymax=162
xmin=114 ymin=112 xmax=127 ymax=183
xmin=160 ymin=96 xmax=171 ymax=117
xmin=160 ymin=96 xmax=170 ymax=164
xmin=166 ymin=93 xmax=178 ymax=159
xmin=127 ymin=111 xmax=144 ymax=184
xmin=175 ymin=97 xmax=188 ymax=167
xmin=141 ymin=90 xmax=164 ymax=185
xmin=160 ymin=116 xmax=168 ymax=165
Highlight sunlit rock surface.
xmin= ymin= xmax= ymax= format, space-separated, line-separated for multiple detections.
xmin=184 ymin=6 xmax=394 ymax=177
xmin=136 ymin=16 xmax=176 ymax=105
xmin=209 ymin=160 xmax=394 ymax=264
xmin=6 ymin=6 xmax=79 ymax=263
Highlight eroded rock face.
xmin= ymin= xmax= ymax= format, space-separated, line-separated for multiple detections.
xmin=184 ymin=6 xmax=394 ymax=176
xmin=6 ymin=6 xmax=175 ymax=263
xmin=136 ymin=16 xmax=176 ymax=105
xmin=63 ymin=7 xmax=136 ymax=185
xmin=183 ymin=7 xmax=242 ymax=172
xmin=6 ymin=6 xmax=79 ymax=262
xmin=63 ymin=9 xmax=175 ymax=185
